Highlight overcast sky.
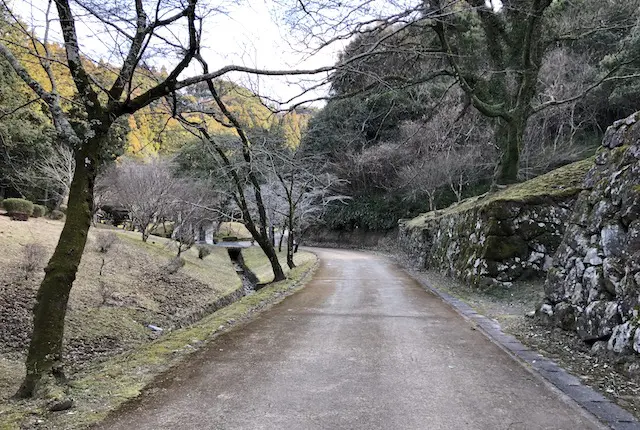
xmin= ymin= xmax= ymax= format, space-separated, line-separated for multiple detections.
xmin=9 ymin=0 xmax=347 ymax=108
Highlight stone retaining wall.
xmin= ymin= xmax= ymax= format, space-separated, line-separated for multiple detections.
xmin=538 ymin=112 xmax=640 ymax=356
xmin=399 ymin=160 xmax=592 ymax=288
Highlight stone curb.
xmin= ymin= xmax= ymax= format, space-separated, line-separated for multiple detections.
xmin=419 ymin=280 xmax=640 ymax=430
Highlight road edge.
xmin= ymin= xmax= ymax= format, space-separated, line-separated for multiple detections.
xmin=405 ymin=268 xmax=640 ymax=430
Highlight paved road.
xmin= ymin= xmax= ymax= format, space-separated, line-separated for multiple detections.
xmin=100 ymin=248 xmax=606 ymax=430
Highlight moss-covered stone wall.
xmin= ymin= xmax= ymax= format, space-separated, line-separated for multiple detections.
xmin=399 ymin=159 xmax=592 ymax=288
xmin=538 ymin=112 xmax=640 ymax=357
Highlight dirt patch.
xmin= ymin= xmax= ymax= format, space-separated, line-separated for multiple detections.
xmin=396 ymin=256 xmax=640 ymax=420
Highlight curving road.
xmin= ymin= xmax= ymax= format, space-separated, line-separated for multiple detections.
xmin=99 ymin=248 xmax=605 ymax=430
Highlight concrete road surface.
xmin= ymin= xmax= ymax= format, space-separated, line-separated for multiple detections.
xmin=99 ymin=248 xmax=606 ymax=430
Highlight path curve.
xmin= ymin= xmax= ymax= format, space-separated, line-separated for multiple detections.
xmin=99 ymin=248 xmax=606 ymax=430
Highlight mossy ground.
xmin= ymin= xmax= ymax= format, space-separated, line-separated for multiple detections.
xmin=405 ymin=158 xmax=593 ymax=228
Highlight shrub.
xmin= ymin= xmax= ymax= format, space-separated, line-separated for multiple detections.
xmin=20 ymin=243 xmax=47 ymax=279
xmin=164 ymin=257 xmax=185 ymax=274
xmin=49 ymin=210 xmax=65 ymax=220
xmin=95 ymin=231 xmax=118 ymax=253
xmin=32 ymin=205 xmax=46 ymax=218
xmin=197 ymin=245 xmax=212 ymax=259
xmin=3 ymin=198 xmax=34 ymax=220
xmin=59 ymin=204 xmax=68 ymax=214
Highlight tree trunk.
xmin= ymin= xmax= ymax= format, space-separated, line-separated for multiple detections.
xmin=278 ymin=228 xmax=284 ymax=252
xmin=286 ymin=227 xmax=295 ymax=270
xmin=286 ymin=203 xmax=295 ymax=269
xmin=270 ymin=225 xmax=275 ymax=247
xmin=242 ymin=216 xmax=286 ymax=282
xmin=493 ymin=119 xmax=524 ymax=185
xmin=16 ymin=147 xmax=96 ymax=398
xmin=286 ymin=232 xmax=295 ymax=268
xmin=256 ymin=233 xmax=286 ymax=281
xmin=266 ymin=242 xmax=286 ymax=281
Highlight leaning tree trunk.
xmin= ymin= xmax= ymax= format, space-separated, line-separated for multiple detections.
xmin=16 ymin=146 xmax=97 ymax=397
xmin=248 ymin=225 xmax=286 ymax=282
xmin=260 ymin=235 xmax=286 ymax=281
xmin=241 ymin=213 xmax=286 ymax=282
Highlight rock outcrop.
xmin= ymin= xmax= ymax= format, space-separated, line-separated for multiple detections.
xmin=539 ymin=112 xmax=640 ymax=355
xmin=399 ymin=160 xmax=592 ymax=287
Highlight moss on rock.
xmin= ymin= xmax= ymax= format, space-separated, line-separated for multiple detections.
xmin=399 ymin=159 xmax=591 ymax=288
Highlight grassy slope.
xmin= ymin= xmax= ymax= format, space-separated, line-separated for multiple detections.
xmin=0 ymin=260 xmax=318 ymax=430
xmin=0 ymin=214 xmax=315 ymax=425
xmin=217 ymin=221 xmax=252 ymax=239
xmin=405 ymin=158 xmax=594 ymax=228
xmin=243 ymin=246 xmax=316 ymax=283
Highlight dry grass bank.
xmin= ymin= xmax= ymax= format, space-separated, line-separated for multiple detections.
xmin=0 ymin=213 xmax=314 ymax=413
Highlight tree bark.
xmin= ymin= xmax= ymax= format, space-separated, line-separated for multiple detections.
xmin=16 ymin=145 xmax=98 ymax=397
xmin=247 ymin=223 xmax=286 ymax=282
xmin=286 ymin=231 xmax=295 ymax=268
xmin=286 ymin=205 xmax=296 ymax=269
xmin=493 ymin=119 xmax=523 ymax=185
xmin=278 ymin=227 xmax=285 ymax=252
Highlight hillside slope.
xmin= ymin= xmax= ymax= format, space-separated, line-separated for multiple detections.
xmin=0 ymin=214 xmax=313 ymax=400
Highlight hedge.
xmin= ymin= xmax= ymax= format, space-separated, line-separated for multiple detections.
xmin=3 ymin=198 xmax=34 ymax=220
xmin=32 ymin=204 xmax=46 ymax=218
xmin=49 ymin=210 xmax=65 ymax=220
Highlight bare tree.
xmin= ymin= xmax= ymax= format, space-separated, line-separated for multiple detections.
xmin=168 ymin=180 xmax=219 ymax=256
xmin=20 ymin=243 xmax=48 ymax=280
xmin=107 ymin=158 xmax=178 ymax=242
xmin=15 ymin=144 xmax=75 ymax=208
xmin=0 ymin=0 xmax=337 ymax=397
xmin=174 ymin=57 xmax=289 ymax=282
xmin=259 ymin=181 xmax=287 ymax=249
xmin=391 ymin=104 xmax=494 ymax=209
xmin=259 ymin=144 xmax=347 ymax=267
xmin=36 ymin=144 xmax=74 ymax=208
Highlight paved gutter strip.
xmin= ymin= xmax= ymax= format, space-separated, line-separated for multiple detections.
xmin=415 ymin=277 xmax=640 ymax=430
